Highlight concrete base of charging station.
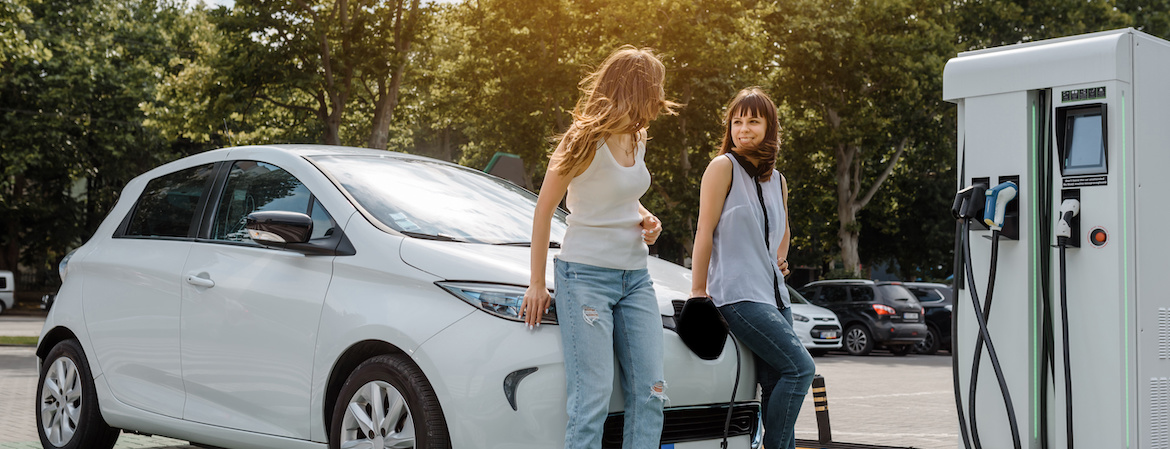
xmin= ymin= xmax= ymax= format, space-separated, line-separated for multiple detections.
xmin=796 ymin=440 xmax=915 ymax=449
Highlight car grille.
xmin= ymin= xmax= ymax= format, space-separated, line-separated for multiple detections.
xmin=601 ymin=403 xmax=760 ymax=448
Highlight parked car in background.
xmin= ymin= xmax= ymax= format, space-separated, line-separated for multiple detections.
xmin=0 ymin=270 xmax=13 ymax=314
xmin=903 ymin=282 xmax=953 ymax=355
xmin=35 ymin=145 xmax=761 ymax=449
xmin=40 ymin=292 xmax=56 ymax=311
xmin=796 ymin=280 xmax=926 ymax=356
xmin=788 ymin=285 xmax=843 ymax=356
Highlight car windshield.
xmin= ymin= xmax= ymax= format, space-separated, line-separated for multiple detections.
xmin=787 ymin=286 xmax=809 ymax=304
xmin=311 ymin=154 xmax=568 ymax=245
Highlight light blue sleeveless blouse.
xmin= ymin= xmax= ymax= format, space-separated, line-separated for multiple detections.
xmin=707 ymin=153 xmax=791 ymax=308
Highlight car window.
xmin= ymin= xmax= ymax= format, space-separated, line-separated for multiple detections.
xmin=909 ymin=287 xmax=944 ymax=303
xmin=211 ymin=161 xmax=334 ymax=242
xmin=821 ymin=286 xmax=848 ymax=304
xmin=848 ymin=286 xmax=875 ymax=303
xmin=312 ymin=155 xmax=568 ymax=244
xmin=125 ymin=164 xmax=216 ymax=238
xmin=878 ymin=285 xmax=917 ymax=302
xmin=0 ymin=277 xmax=6 ymax=289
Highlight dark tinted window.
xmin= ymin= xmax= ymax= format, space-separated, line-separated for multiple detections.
xmin=909 ymin=287 xmax=944 ymax=303
xmin=125 ymin=164 xmax=215 ymax=238
xmin=878 ymin=285 xmax=917 ymax=302
xmin=848 ymin=286 xmax=875 ymax=303
xmin=211 ymin=161 xmax=334 ymax=242
xmin=0 ymin=277 xmax=6 ymax=289
xmin=821 ymin=286 xmax=848 ymax=304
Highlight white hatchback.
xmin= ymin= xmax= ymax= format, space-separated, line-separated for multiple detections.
xmin=36 ymin=145 xmax=761 ymax=449
xmin=787 ymin=286 xmax=843 ymax=356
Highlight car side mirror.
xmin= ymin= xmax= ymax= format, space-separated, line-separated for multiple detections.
xmin=245 ymin=211 xmax=312 ymax=245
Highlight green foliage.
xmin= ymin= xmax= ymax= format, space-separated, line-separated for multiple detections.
xmin=1 ymin=0 xmax=189 ymax=276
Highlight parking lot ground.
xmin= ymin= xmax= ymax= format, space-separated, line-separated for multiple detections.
xmin=2 ymin=316 xmax=956 ymax=449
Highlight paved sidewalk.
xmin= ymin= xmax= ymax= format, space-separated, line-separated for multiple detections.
xmin=0 ymin=316 xmax=47 ymax=338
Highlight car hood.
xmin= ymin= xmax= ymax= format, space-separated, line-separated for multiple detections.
xmin=399 ymin=239 xmax=690 ymax=316
xmin=790 ymin=302 xmax=839 ymax=320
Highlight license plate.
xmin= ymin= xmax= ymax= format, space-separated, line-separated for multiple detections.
xmin=820 ymin=331 xmax=839 ymax=339
xmin=904 ymin=312 xmax=919 ymax=320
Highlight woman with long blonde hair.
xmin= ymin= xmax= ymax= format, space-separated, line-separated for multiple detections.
xmin=523 ymin=46 xmax=679 ymax=448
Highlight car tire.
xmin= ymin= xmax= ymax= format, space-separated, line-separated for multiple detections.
xmin=915 ymin=325 xmax=941 ymax=355
xmin=0 ymin=302 xmax=6 ymax=315
xmin=888 ymin=344 xmax=913 ymax=356
xmin=37 ymin=339 xmax=120 ymax=449
xmin=330 ymin=353 xmax=451 ymax=449
xmin=844 ymin=325 xmax=874 ymax=356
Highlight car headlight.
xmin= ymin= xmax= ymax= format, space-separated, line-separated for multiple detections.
xmin=437 ymin=281 xmax=558 ymax=324
xmin=792 ymin=313 xmax=810 ymax=322
xmin=59 ymin=248 xmax=77 ymax=282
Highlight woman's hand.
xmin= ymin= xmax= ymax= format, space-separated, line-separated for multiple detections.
xmin=778 ymin=258 xmax=791 ymax=276
xmin=522 ymin=284 xmax=552 ymax=328
xmin=640 ymin=214 xmax=662 ymax=245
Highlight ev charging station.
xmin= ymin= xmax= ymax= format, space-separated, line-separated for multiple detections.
xmin=944 ymin=28 xmax=1170 ymax=449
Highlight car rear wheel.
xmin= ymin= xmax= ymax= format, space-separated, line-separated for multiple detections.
xmin=844 ymin=325 xmax=874 ymax=356
xmin=915 ymin=326 xmax=941 ymax=355
xmin=330 ymin=354 xmax=451 ymax=449
xmin=37 ymin=339 xmax=120 ymax=449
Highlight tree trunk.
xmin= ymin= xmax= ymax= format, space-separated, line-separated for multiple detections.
xmin=834 ymin=142 xmax=862 ymax=274
xmin=367 ymin=63 xmax=405 ymax=150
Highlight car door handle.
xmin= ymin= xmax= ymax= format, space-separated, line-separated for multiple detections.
xmin=186 ymin=274 xmax=215 ymax=288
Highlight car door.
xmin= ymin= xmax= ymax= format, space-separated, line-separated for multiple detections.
xmin=83 ymin=163 xmax=217 ymax=418
xmin=179 ymin=160 xmax=336 ymax=438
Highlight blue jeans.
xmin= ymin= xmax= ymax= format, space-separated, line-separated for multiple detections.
xmin=719 ymin=301 xmax=815 ymax=449
xmin=555 ymin=258 xmax=666 ymax=449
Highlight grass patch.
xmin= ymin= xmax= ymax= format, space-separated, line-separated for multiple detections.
xmin=0 ymin=336 xmax=37 ymax=346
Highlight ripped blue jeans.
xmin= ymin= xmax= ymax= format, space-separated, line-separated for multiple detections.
xmin=555 ymin=258 xmax=666 ymax=449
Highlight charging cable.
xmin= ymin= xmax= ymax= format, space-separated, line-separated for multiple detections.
xmin=952 ymin=183 xmax=1023 ymax=449
xmin=1055 ymin=198 xmax=1080 ymax=449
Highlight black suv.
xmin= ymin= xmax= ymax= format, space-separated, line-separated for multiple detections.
xmin=796 ymin=280 xmax=926 ymax=356
xmin=902 ymin=282 xmax=953 ymax=355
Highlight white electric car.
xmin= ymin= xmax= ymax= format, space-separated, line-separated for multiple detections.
xmin=35 ymin=145 xmax=760 ymax=449
xmin=787 ymin=285 xmax=843 ymax=356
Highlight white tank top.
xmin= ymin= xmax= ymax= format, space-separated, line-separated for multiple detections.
xmin=557 ymin=139 xmax=651 ymax=270
xmin=708 ymin=153 xmax=791 ymax=308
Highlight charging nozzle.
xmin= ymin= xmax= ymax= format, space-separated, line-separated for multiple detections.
xmin=1057 ymin=198 xmax=1081 ymax=239
xmin=952 ymin=184 xmax=988 ymax=220
xmin=983 ymin=181 xmax=1018 ymax=230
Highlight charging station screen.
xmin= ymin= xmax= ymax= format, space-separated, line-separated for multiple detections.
xmin=1062 ymin=108 xmax=1107 ymax=176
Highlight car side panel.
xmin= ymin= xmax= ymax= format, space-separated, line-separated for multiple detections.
xmin=82 ymin=237 xmax=191 ymax=418
xmin=308 ymin=219 xmax=475 ymax=443
xmin=179 ymin=241 xmax=332 ymax=439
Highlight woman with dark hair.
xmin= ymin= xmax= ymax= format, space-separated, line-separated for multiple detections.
xmin=523 ymin=45 xmax=680 ymax=449
xmin=690 ymin=87 xmax=815 ymax=449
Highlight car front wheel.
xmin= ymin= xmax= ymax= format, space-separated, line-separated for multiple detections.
xmin=844 ymin=325 xmax=874 ymax=356
xmin=330 ymin=354 xmax=451 ymax=449
xmin=37 ymin=339 xmax=120 ymax=449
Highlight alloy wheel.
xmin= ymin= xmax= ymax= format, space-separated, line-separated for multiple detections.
xmin=340 ymin=380 xmax=416 ymax=449
xmin=40 ymin=356 xmax=82 ymax=446
xmin=846 ymin=328 xmax=869 ymax=354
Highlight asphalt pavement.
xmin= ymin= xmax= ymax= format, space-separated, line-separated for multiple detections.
xmin=1 ymin=314 xmax=958 ymax=449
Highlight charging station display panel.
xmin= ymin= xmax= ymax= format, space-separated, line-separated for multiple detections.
xmin=1057 ymin=104 xmax=1108 ymax=176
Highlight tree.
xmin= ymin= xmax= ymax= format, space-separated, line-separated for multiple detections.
xmin=1 ymin=0 xmax=187 ymax=280
xmin=766 ymin=0 xmax=956 ymax=275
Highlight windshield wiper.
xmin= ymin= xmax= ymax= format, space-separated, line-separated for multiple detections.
xmin=493 ymin=241 xmax=562 ymax=248
xmin=400 ymin=231 xmax=468 ymax=243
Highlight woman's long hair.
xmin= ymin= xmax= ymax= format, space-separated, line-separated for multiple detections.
xmin=718 ymin=87 xmax=781 ymax=182
xmin=549 ymin=46 xmax=680 ymax=176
